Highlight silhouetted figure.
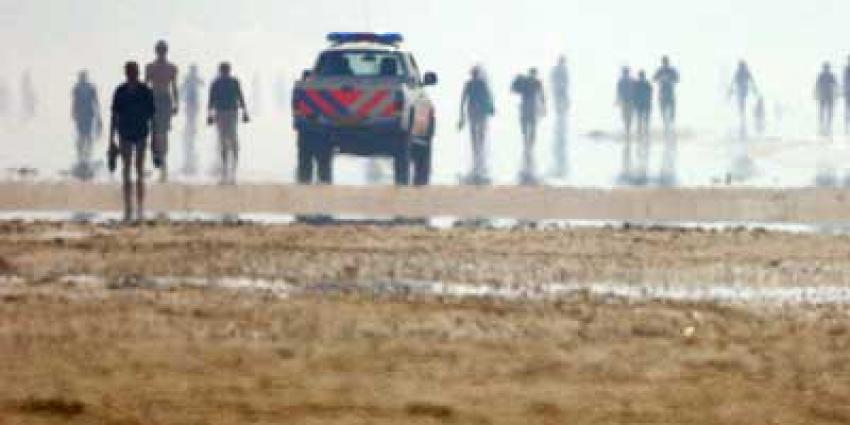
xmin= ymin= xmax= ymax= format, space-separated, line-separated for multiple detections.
xmin=633 ymin=70 xmax=653 ymax=185
xmin=549 ymin=55 xmax=570 ymax=178
xmin=616 ymin=67 xmax=635 ymax=182
xmin=459 ymin=65 xmax=495 ymax=185
xmin=109 ymin=62 xmax=155 ymax=221
xmin=180 ymin=64 xmax=204 ymax=176
xmin=754 ymin=96 xmax=766 ymax=138
xmin=20 ymin=71 xmax=36 ymax=121
xmin=71 ymin=71 xmax=102 ymax=178
xmin=511 ymin=68 xmax=546 ymax=185
xmin=653 ymin=56 xmax=679 ymax=134
xmin=815 ymin=62 xmax=838 ymax=139
xmin=730 ymin=61 xmax=758 ymax=139
xmin=843 ymin=56 xmax=850 ymax=136
xmin=145 ymin=40 xmax=179 ymax=182
xmin=208 ymin=62 xmax=250 ymax=185
xmin=653 ymin=56 xmax=680 ymax=184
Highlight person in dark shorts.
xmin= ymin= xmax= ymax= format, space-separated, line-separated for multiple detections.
xmin=208 ymin=62 xmax=249 ymax=185
xmin=633 ymin=70 xmax=653 ymax=185
xmin=109 ymin=61 xmax=155 ymax=221
xmin=511 ymin=68 xmax=546 ymax=185
xmin=71 ymin=70 xmax=101 ymax=176
xmin=815 ymin=62 xmax=838 ymax=139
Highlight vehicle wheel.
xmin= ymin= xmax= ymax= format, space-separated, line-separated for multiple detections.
xmin=393 ymin=135 xmax=411 ymax=186
xmin=316 ymin=143 xmax=334 ymax=185
xmin=296 ymin=131 xmax=315 ymax=184
xmin=412 ymin=141 xmax=431 ymax=186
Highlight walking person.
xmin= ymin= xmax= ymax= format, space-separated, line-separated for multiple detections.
xmin=459 ymin=65 xmax=495 ymax=185
xmin=730 ymin=60 xmax=758 ymax=139
xmin=145 ymin=40 xmax=179 ymax=182
xmin=815 ymin=62 xmax=838 ymax=139
xmin=549 ymin=55 xmax=570 ymax=178
xmin=109 ymin=61 xmax=155 ymax=222
xmin=511 ymin=68 xmax=546 ymax=185
xmin=633 ymin=71 xmax=653 ymax=185
xmin=71 ymin=70 xmax=102 ymax=179
xmin=616 ymin=67 xmax=635 ymax=182
xmin=208 ymin=62 xmax=250 ymax=185
xmin=653 ymin=56 xmax=680 ymax=184
xmin=180 ymin=64 xmax=204 ymax=176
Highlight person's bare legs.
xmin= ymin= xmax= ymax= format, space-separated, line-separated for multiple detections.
xmin=135 ymin=144 xmax=146 ymax=220
xmin=153 ymin=132 xmax=168 ymax=183
xmin=120 ymin=145 xmax=134 ymax=222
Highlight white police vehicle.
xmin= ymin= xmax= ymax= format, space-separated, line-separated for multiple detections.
xmin=292 ymin=33 xmax=438 ymax=185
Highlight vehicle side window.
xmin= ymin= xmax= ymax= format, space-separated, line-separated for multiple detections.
xmin=408 ymin=54 xmax=422 ymax=84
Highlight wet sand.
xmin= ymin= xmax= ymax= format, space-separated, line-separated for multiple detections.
xmin=3 ymin=182 xmax=850 ymax=222
xmin=1 ymin=221 xmax=850 ymax=424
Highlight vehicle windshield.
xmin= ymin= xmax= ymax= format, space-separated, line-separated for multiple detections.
xmin=315 ymin=50 xmax=407 ymax=78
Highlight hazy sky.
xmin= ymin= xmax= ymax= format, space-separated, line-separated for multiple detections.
xmin=0 ymin=0 xmax=848 ymax=178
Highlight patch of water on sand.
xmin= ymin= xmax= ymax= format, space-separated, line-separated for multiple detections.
xmin=40 ymin=274 xmax=850 ymax=307
xmin=2 ymin=210 xmax=850 ymax=235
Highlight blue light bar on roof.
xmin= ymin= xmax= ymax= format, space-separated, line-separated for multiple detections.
xmin=327 ymin=32 xmax=404 ymax=46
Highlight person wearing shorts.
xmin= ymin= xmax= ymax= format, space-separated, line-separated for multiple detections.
xmin=511 ymin=68 xmax=546 ymax=185
xmin=459 ymin=65 xmax=495 ymax=185
xmin=145 ymin=40 xmax=179 ymax=182
xmin=109 ymin=61 xmax=155 ymax=221
xmin=208 ymin=62 xmax=249 ymax=185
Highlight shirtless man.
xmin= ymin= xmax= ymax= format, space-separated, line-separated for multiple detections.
xmin=145 ymin=40 xmax=179 ymax=182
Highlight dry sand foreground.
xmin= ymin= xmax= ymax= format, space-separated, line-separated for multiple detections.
xmin=0 ymin=222 xmax=849 ymax=424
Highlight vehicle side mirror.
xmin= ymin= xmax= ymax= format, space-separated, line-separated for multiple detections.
xmin=302 ymin=70 xmax=313 ymax=80
xmin=423 ymin=72 xmax=438 ymax=86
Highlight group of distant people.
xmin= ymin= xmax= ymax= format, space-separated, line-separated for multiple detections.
xmin=71 ymin=40 xmax=251 ymax=220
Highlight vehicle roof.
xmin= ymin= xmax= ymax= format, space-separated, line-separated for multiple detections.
xmin=324 ymin=42 xmax=407 ymax=53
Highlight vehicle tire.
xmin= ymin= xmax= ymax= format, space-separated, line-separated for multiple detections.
xmin=393 ymin=134 xmax=411 ymax=186
xmin=316 ymin=142 xmax=334 ymax=185
xmin=412 ymin=141 xmax=431 ymax=186
xmin=296 ymin=131 xmax=315 ymax=184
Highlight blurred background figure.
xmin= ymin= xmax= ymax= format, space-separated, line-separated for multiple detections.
xmin=71 ymin=70 xmax=102 ymax=179
xmin=512 ymin=68 xmax=546 ymax=185
xmin=730 ymin=60 xmax=758 ymax=139
xmin=754 ymin=96 xmax=766 ymax=138
xmin=208 ymin=62 xmax=250 ymax=185
xmin=274 ymin=73 xmax=289 ymax=112
xmin=549 ymin=55 xmax=570 ymax=178
xmin=843 ymin=56 xmax=850 ymax=136
xmin=20 ymin=70 xmax=36 ymax=121
xmin=145 ymin=40 xmax=179 ymax=182
xmin=633 ymin=70 xmax=653 ymax=185
xmin=180 ymin=64 xmax=204 ymax=176
xmin=653 ymin=56 xmax=680 ymax=185
xmin=459 ymin=65 xmax=495 ymax=185
xmin=616 ymin=66 xmax=635 ymax=183
xmin=815 ymin=62 xmax=837 ymax=139
xmin=0 ymin=78 xmax=10 ymax=120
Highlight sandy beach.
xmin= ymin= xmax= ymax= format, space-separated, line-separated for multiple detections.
xmin=1 ymin=221 xmax=849 ymax=424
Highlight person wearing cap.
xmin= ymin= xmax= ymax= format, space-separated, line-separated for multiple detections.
xmin=511 ymin=67 xmax=546 ymax=185
xmin=459 ymin=65 xmax=495 ymax=185
xmin=145 ymin=40 xmax=179 ymax=182
xmin=109 ymin=61 xmax=155 ymax=221
xmin=208 ymin=62 xmax=249 ymax=185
